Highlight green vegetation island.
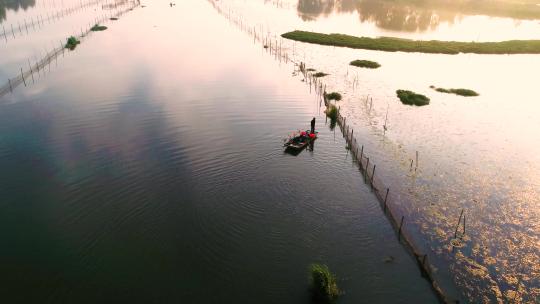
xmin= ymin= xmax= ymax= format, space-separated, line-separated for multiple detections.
xmin=350 ymin=60 xmax=381 ymax=69
xmin=309 ymin=264 xmax=339 ymax=303
xmin=91 ymin=24 xmax=108 ymax=31
xmin=326 ymin=104 xmax=338 ymax=120
xmin=281 ymin=30 xmax=540 ymax=55
xmin=325 ymin=92 xmax=342 ymax=101
xmin=430 ymin=86 xmax=479 ymax=96
xmin=396 ymin=90 xmax=430 ymax=106
xmin=65 ymin=36 xmax=80 ymax=50
xmin=313 ymin=72 xmax=329 ymax=77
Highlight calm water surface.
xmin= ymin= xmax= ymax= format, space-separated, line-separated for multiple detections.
xmin=0 ymin=0 xmax=438 ymax=303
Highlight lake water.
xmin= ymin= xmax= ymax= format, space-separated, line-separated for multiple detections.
xmin=0 ymin=0 xmax=439 ymax=303
xmin=208 ymin=0 xmax=540 ymax=302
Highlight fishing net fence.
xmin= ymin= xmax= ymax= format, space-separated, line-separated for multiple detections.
xmin=0 ymin=0 xmax=141 ymax=100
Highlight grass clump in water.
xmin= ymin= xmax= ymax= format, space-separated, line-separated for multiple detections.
xmin=91 ymin=24 xmax=108 ymax=31
xmin=325 ymin=92 xmax=342 ymax=101
xmin=430 ymin=86 xmax=479 ymax=97
xmin=326 ymin=104 xmax=338 ymax=121
xmin=306 ymin=68 xmax=316 ymax=72
xmin=281 ymin=30 xmax=540 ymax=55
xmin=350 ymin=59 xmax=381 ymax=69
xmin=313 ymin=72 xmax=329 ymax=77
xmin=309 ymin=264 xmax=339 ymax=303
xmin=110 ymin=17 xmax=119 ymax=20
xmin=65 ymin=36 xmax=80 ymax=50
xmin=396 ymin=90 xmax=430 ymax=106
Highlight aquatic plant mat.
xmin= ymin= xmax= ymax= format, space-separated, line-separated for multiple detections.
xmin=281 ymin=30 xmax=540 ymax=55
xmin=309 ymin=264 xmax=340 ymax=303
xmin=396 ymin=90 xmax=430 ymax=106
xmin=325 ymin=92 xmax=342 ymax=101
xmin=350 ymin=60 xmax=380 ymax=69
xmin=91 ymin=24 xmax=108 ymax=31
xmin=430 ymin=86 xmax=479 ymax=97
xmin=313 ymin=72 xmax=329 ymax=77
xmin=65 ymin=36 xmax=81 ymax=50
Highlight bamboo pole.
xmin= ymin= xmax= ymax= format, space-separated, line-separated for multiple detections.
xmin=454 ymin=209 xmax=464 ymax=238
xmin=371 ymin=165 xmax=376 ymax=189
xmin=21 ymin=68 xmax=26 ymax=87
xmin=383 ymin=188 xmax=389 ymax=212
xmin=365 ymin=157 xmax=370 ymax=180
xmin=398 ymin=216 xmax=405 ymax=240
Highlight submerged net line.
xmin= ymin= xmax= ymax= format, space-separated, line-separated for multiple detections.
xmin=0 ymin=0 xmax=141 ymax=100
xmin=209 ymin=1 xmax=457 ymax=302
xmin=0 ymin=0 xmax=117 ymax=42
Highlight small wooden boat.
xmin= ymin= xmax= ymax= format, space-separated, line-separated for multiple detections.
xmin=283 ymin=130 xmax=318 ymax=151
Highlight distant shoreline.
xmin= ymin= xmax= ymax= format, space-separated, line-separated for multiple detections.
xmin=281 ymin=30 xmax=540 ymax=55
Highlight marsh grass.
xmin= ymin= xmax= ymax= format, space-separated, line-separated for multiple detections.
xmin=396 ymin=90 xmax=430 ymax=106
xmin=91 ymin=24 xmax=108 ymax=31
xmin=65 ymin=36 xmax=80 ymax=50
xmin=309 ymin=264 xmax=339 ymax=304
xmin=326 ymin=104 xmax=338 ymax=121
xmin=306 ymin=68 xmax=316 ymax=72
xmin=282 ymin=30 xmax=540 ymax=55
xmin=350 ymin=60 xmax=380 ymax=69
xmin=325 ymin=92 xmax=342 ymax=101
xmin=431 ymin=86 xmax=479 ymax=97
xmin=313 ymin=72 xmax=329 ymax=77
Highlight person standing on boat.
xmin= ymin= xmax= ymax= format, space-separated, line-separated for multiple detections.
xmin=310 ymin=117 xmax=315 ymax=134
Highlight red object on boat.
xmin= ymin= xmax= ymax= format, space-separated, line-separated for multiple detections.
xmin=309 ymin=133 xmax=315 ymax=138
xmin=301 ymin=131 xmax=306 ymax=136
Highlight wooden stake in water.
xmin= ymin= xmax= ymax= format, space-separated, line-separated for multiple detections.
xmin=463 ymin=214 xmax=466 ymax=235
xmin=365 ymin=157 xmax=370 ymax=180
xmin=398 ymin=216 xmax=405 ymax=241
xmin=454 ymin=209 xmax=464 ymax=238
xmin=383 ymin=188 xmax=389 ymax=212
xmin=371 ymin=165 xmax=376 ymax=189
xmin=28 ymin=60 xmax=35 ymax=83
xmin=383 ymin=104 xmax=389 ymax=132
xmin=21 ymin=68 xmax=26 ymax=87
